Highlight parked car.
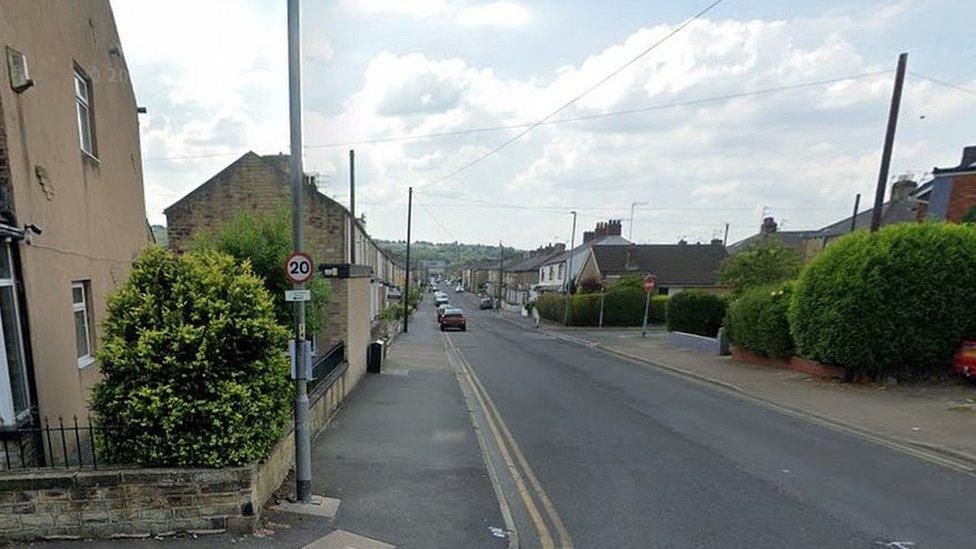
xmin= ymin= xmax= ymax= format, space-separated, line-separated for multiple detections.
xmin=479 ymin=297 xmax=494 ymax=310
xmin=455 ymin=285 xmax=464 ymax=293
xmin=952 ymin=340 xmax=976 ymax=381
xmin=439 ymin=308 xmax=467 ymax=331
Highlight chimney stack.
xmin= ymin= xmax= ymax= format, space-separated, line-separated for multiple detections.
xmin=760 ymin=217 xmax=778 ymax=234
xmin=890 ymin=175 xmax=917 ymax=202
xmin=624 ymin=243 xmax=639 ymax=270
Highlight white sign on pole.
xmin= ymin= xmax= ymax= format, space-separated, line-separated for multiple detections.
xmin=285 ymin=289 xmax=312 ymax=302
xmin=289 ymin=340 xmax=313 ymax=380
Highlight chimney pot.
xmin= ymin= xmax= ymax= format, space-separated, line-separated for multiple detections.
xmin=760 ymin=217 xmax=778 ymax=234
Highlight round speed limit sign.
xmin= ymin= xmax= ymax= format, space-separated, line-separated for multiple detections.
xmin=285 ymin=252 xmax=314 ymax=284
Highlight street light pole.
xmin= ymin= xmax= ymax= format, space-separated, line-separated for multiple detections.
xmin=562 ymin=211 xmax=577 ymax=326
xmin=403 ymin=187 xmax=412 ymax=333
xmin=286 ymin=0 xmax=312 ymax=504
xmin=629 ymin=201 xmax=647 ymax=241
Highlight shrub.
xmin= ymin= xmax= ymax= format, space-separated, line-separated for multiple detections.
xmin=649 ymin=295 xmax=668 ymax=323
xmin=90 ymin=247 xmax=292 ymax=467
xmin=726 ymin=283 xmax=794 ymax=359
xmin=718 ymin=239 xmax=803 ymax=294
xmin=577 ymin=275 xmax=603 ymax=294
xmin=195 ymin=207 xmax=330 ymax=334
xmin=536 ymin=293 xmax=565 ymax=323
xmin=666 ymin=291 xmax=727 ymax=337
xmin=569 ymin=294 xmax=601 ymax=326
xmin=789 ymin=223 xmax=976 ymax=379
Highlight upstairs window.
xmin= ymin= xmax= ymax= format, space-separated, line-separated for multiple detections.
xmin=74 ymin=69 xmax=96 ymax=157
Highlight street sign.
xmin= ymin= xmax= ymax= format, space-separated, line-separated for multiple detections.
xmin=285 ymin=289 xmax=312 ymax=302
xmin=285 ymin=252 xmax=314 ymax=284
xmin=643 ymin=274 xmax=657 ymax=294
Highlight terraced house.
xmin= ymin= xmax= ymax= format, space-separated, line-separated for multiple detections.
xmin=0 ymin=1 xmax=149 ymax=430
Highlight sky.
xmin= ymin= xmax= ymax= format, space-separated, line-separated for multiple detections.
xmin=112 ymin=0 xmax=976 ymax=248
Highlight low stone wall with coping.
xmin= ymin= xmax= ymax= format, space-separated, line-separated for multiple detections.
xmin=0 ymin=360 xmax=354 ymax=542
xmin=667 ymin=328 xmax=730 ymax=356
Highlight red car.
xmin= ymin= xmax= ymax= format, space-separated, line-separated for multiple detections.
xmin=439 ymin=308 xmax=467 ymax=332
xmin=951 ymin=340 xmax=976 ymax=381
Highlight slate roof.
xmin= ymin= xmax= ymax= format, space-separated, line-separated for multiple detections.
xmin=539 ymin=235 xmax=632 ymax=284
xmin=808 ymin=198 xmax=918 ymax=238
xmin=590 ymin=244 xmax=728 ymax=286
xmin=726 ymin=230 xmax=818 ymax=254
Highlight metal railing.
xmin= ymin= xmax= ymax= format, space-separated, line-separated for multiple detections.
xmin=0 ymin=416 xmax=120 ymax=471
xmin=308 ymin=341 xmax=345 ymax=393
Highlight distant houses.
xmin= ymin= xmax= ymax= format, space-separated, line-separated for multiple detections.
xmin=579 ymin=242 xmax=728 ymax=296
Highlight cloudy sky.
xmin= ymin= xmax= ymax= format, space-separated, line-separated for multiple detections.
xmin=112 ymin=0 xmax=976 ymax=248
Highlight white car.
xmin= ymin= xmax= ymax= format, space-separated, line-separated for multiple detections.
xmin=455 ymin=285 xmax=464 ymax=293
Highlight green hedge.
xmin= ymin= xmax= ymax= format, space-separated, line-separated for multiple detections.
xmin=535 ymin=289 xmax=667 ymax=326
xmin=666 ymin=291 xmax=726 ymax=337
xmin=726 ymin=283 xmax=794 ymax=359
xmin=90 ymin=247 xmax=292 ymax=467
xmin=789 ymin=223 xmax=976 ymax=379
xmin=536 ymin=293 xmax=565 ymax=323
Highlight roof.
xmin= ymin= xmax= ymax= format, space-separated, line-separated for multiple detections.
xmin=590 ymin=244 xmax=728 ymax=286
xmin=539 ymin=234 xmax=632 ymax=283
xmin=726 ymin=230 xmax=818 ymax=254
xmin=809 ymin=198 xmax=918 ymax=238
xmin=509 ymin=249 xmax=564 ymax=272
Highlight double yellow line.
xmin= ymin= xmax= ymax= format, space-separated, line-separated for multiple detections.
xmin=444 ymin=334 xmax=573 ymax=549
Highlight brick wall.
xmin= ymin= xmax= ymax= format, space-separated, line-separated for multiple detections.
xmin=947 ymin=173 xmax=976 ymax=222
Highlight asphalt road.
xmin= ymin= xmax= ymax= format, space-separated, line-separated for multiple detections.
xmin=443 ymin=289 xmax=976 ymax=549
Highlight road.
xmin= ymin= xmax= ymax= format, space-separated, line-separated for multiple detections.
xmin=439 ymin=289 xmax=976 ymax=549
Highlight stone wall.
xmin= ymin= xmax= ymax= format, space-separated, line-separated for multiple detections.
xmin=0 ymin=358 xmax=356 ymax=542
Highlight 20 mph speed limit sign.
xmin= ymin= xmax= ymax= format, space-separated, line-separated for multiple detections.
xmin=285 ymin=252 xmax=314 ymax=284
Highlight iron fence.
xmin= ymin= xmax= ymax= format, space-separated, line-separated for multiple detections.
xmin=308 ymin=341 xmax=345 ymax=393
xmin=0 ymin=416 xmax=120 ymax=472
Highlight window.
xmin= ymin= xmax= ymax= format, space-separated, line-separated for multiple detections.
xmin=72 ymin=282 xmax=94 ymax=368
xmin=74 ymin=69 xmax=95 ymax=157
xmin=0 ymin=243 xmax=29 ymax=425
xmin=559 ymin=263 xmax=565 ymax=278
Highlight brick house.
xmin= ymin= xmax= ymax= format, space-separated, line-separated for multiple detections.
xmin=0 ymin=0 xmax=149 ymax=430
xmin=914 ymin=145 xmax=976 ymax=222
xmin=165 ymin=151 xmax=403 ymax=372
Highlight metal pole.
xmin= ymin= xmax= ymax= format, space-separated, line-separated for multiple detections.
xmin=287 ymin=0 xmax=311 ymax=504
xmin=562 ymin=211 xmax=577 ymax=326
xmin=497 ymin=241 xmax=503 ymax=309
xmin=629 ymin=202 xmax=646 ymax=241
xmin=349 ymin=150 xmax=355 ymax=264
xmin=849 ymin=193 xmax=861 ymax=233
xmin=641 ymin=291 xmax=651 ymax=338
xmin=723 ymin=222 xmax=730 ymax=246
xmin=403 ymin=187 xmax=412 ymax=333
xmin=870 ymin=52 xmax=908 ymax=232
xmin=598 ymin=294 xmax=604 ymax=328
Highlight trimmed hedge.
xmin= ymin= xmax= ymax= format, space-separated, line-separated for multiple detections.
xmin=726 ymin=283 xmax=794 ymax=359
xmin=90 ymin=247 xmax=292 ymax=468
xmin=535 ymin=289 xmax=667 ymax=326
xmin=536 ymin=293 xmax=566 ymax=323
xmin=666 ymin=291 xmax=726 ymax=337
xmin=789 ymin=223 xmax=976 ymax=379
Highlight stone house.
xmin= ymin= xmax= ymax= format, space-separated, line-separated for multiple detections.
xmin=164 ymin=151 xmax=403 ymax=376
xmin=578 ymin=242 xmax=728 ymax=296
xmin=502 ymin=243 xmax=564 ymax=305
xmin=0 ymin=0 xmax=149 ymax=430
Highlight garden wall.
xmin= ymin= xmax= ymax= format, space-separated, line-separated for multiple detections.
xmin=0 ymin=362 xmax=353 ymax=541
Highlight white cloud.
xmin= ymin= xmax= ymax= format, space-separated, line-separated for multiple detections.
xmin=457 ymin=1 xmax=532 ymax=27
xmin=339 ymin=0 xmax=449 ymax=18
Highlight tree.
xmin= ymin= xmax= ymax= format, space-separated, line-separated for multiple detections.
xmin=718 ymin=238 xmax=803 ymax=294
xmin=577 ymin=275 xmax=602 ymax=294
xmin=194 ymin=207 xmax=330 ymax=335
xmin=963 ymin=205 xmax=976 ymax=224
xmin=91 ymin=247 xmax=292 ymax=467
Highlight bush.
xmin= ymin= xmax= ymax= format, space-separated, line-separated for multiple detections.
xmin=90 ymin=247 xmax=292 ymax=467
xmin=195 ymin=207 xmax=330 ymax=334
xmin=718 ymin=239 xmax=803 ymax=294
xmin=726 ymin=283 xmax=794 ymax=359
xmin=536 ymin=293 xmax=565 ymax=323
xmin=790 ymin=223 xmax=976 ymax=379
xmin=666 ymin=291 xmax=727 ymax=337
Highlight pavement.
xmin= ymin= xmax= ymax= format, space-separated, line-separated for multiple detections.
xmin=448 ymin=290 xmax=976 ymax=548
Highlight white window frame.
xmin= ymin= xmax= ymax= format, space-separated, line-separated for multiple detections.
xmin=72 ymin=282 xmax=95 ymax=369
xmin=74 ymin=69 xmax=96 ymax=158
xmin=0 ymin=244 xmax=30 ymax=425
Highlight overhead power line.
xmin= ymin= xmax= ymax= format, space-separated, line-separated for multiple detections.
xmin=417 ymin=0 xmax=728 ymax=189
xmin=908 ymin=71 xmax=976 ymax=97
xmin=416 ymin=197 xmax=457 ymax=240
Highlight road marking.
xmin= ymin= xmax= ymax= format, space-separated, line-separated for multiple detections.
xmin=444 ymin=333 xmax=552 ymax=548
xmin=446 ymin=333 xmax=575 ymax=548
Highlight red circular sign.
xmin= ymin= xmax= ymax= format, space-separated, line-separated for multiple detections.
xmin=643 ymin=274 xmax=657 ymax=293
xmin=285 ymin=252 xmax=314 ymax=284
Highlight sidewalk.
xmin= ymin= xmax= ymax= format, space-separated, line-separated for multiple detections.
xmin=493 ymin=305 xmax=976 ymax=470
xmin=309 ymin=303 xmax=508 ymax=548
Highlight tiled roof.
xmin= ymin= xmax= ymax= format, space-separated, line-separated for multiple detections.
xmin=590 ymin=244 xmax=728 ymax=286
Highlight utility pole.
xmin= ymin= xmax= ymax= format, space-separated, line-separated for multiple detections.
xmin=497 ymin=241 xmax=503 ymax=309
xmin=849 ymin=193 xmax=861 ymax=233
xmin=403 ymin=187 xmax=412 ymax=333
xmin=562 ymin=211 xmax=578 ymax=326
xmin=286 ymin=0 xmax=312 ymax=504
xmin=629 ymin=201 xmax=647 ymax=241
xmin=349 ymin=150 xmax=355 ymax=264
xmin=723 ymin=222 xmax=730 ymax=246
xmin=870 ymin=52 xmax=908 ymax=232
